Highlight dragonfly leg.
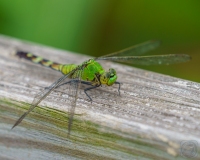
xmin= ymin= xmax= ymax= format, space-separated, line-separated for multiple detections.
xmin=56 ymin=80 xmax=78 ymax=88
xmin=45 ymin=80 xmax=92 ymax=89
xmin=84 ymin=84 xmax=101 ymax=102
xmin=49 ymin=80 xmax=97 ymax=100
xmin=115 ymin=81 xmax=121 ymax=96
xmin=46 ymin=79 xmax=98 ymax=101
xmin=65 ymin=80 xmax=92 ymax=87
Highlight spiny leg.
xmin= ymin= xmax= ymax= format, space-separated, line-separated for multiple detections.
xmin=45 ymin=80 xmax=92 ymax=89
xmin=48 ymin=79 xmax=96 ymax=101
xmin=56 ymin=80 xmax=93 ymax=89
xmin=47 ymin=80 xmax=120 ymax=100
xmin=84 ymin=84 xmax=101 ymax=102
xmin=115 ymin=81 xmax=121 ymax=96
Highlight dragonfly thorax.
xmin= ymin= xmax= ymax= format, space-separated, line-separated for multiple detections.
xmin=100 ymin=68 xmax=117 ymax=86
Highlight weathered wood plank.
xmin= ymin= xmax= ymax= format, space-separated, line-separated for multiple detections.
xmin=0 ymin=35 xmax=200 ymax=160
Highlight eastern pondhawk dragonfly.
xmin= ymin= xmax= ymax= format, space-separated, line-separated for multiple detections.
xmin=12 ymin=40 xmax=191 ymax=136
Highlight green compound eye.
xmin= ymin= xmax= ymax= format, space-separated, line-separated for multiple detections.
xmin=107 ymin=76 xmax=117 ymax=86
xmin=107 ymin=68 xmax=117 ymax=86
xmin=109 ymin=68 xmax=116 ymax=74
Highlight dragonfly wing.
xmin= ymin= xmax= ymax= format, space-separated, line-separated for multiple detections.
xmin=67 ymin=69 xmax=83 ymax=137
xmin=97 ymin=40 xmax=161 ymax=58
xmin=12 ymin=70 xmax=75 ymax=129
xmin=98 ymin=54 xmax=191 ymax=65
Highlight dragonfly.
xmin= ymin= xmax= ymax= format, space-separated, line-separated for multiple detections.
xmin=12 ymin=40 xmax=191 ymax=136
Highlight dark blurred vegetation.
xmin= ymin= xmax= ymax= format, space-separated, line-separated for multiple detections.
xmin=0 ymin=0 xmax=199 ymax=82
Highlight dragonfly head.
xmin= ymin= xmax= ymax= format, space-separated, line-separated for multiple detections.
xmin=100 ymin=68 xmax=117 ymax=86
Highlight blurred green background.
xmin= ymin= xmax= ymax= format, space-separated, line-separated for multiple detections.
xmin=0 ymin=0 xmax=199 ymax=82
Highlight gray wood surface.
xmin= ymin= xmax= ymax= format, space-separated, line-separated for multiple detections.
xmin=0 ymin=35 xmax=199 ymax=160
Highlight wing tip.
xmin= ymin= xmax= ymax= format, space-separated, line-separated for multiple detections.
xmin=150 ymin=39 xmax=162 ymax=45
xmin=181 ymin=54 xmax=192 ymax=61
xmin=11 ymin=121 xmax=19 ymax=130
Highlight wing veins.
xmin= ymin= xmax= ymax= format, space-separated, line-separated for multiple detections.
xmin=97 ymin=40 xmax=161 ymax=59
xmin=12 ymin=69 xmax=76 ymax=129
xmin=98 ymin=54 xmax=191 ymax=65
xmin=67 ymin=69 xmax=83 ymax=137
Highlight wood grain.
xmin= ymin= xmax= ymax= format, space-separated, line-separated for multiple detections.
xmin=0 ymin=35 xmax=199 ymax=160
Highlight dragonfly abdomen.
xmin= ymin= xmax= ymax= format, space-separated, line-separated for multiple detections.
xmin=16 ymin=51 xmax=61 ymax=71
xmin=59 ymin=64 xmax=77 ymax=75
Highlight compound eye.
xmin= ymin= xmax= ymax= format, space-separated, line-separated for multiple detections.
xmin=106 ymin=72 xmax=110 ymax=78
xmin=109 ymin=68 xmax=116 ymax=74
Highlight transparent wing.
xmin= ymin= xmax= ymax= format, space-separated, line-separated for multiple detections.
xmin=12 ymin=70 xmax=75 ymax=129
xmin=67 ymin=69 xmax=83 ymax=137
xmin=98 ymin=40 xmax=161 ymax=58
xmin=97 ymin=54 xmax=191 ymax=65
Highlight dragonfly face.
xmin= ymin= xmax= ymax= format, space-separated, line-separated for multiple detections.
xmin=100 ymin=68 xmax=117 ymax=86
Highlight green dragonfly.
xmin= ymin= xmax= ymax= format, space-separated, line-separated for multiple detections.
xmin=12 ymin=40 xmax=191 ymax=136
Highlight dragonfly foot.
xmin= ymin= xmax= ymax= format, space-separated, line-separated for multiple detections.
xmin=85 ymin=93 xmax=93 ymax=102
xmin=115 ymin=81 xmax=121 ymax=96
xmin=84 ymin=85 xmax=100 ymax=102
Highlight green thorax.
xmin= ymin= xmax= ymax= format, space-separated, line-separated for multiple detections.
xmin=60 ymin=59 xmax=105 ymax=85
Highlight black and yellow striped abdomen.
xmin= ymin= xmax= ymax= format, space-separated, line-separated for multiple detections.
xmin=16 ymin=51 xmax=77 ymax=75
